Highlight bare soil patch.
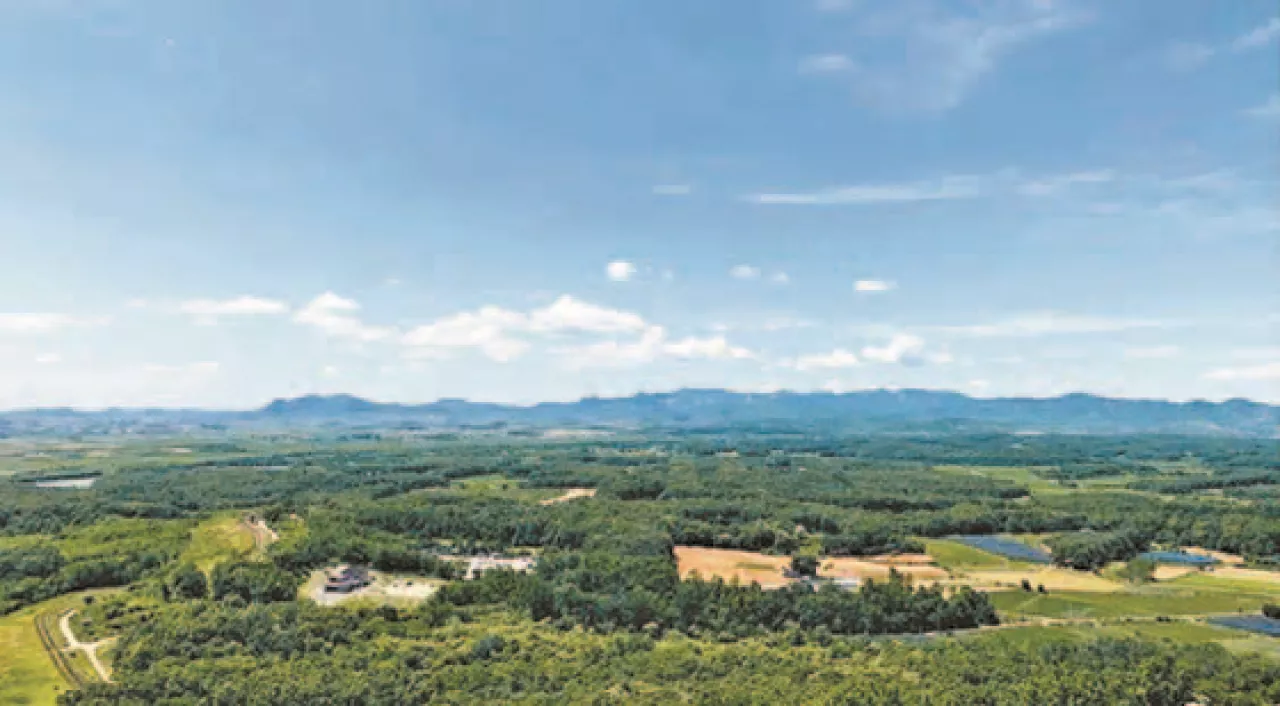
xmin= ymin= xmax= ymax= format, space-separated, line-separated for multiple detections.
xmin=674 ymin=547 xmax=792 ymax=588
xmin=821 ymin=557 xmax=948 ymax=584
xmin=539 ymin=488 xmax=597 ymax=506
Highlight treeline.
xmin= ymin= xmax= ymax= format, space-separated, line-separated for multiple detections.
xmin=0 ymin=519 xmax=188 ymax=614
xmin=1129 ymin=469 xmax=1280 ymax=494
xmin=439 ymin=567 xmax=998 ymax=637
xmin=1046 ymin=529 xmax=1150 ymax=571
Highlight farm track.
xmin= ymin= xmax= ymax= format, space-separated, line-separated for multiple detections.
xmin=34 ymin=610 xmax=84 ymax=689
xmin=58 ymin=611 xmax=114 ymax=683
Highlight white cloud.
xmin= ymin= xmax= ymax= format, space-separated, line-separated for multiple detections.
xmin=321 ymin=365 xmax=340 ymax=377
xmin=34 ymin=352 xmax=62 ymax=365
xmin=829 ymin=1 xmax=1087 ymax=112
xmin=770 ymin=272 xmax=790 ymax=285
xmin=861 ymin=333 xmax=925 ymax=363
xmin=293 ymin=292 xmax=392 ymax=342
xmin=1204 ymin=361 xmax=1280 ymax=381
xmin=968 ymin=379 xmax=990 ymax=392
xmin=606 ymin=260 xmax=637 ymax=282
xmin=400 ymin=295 xmax=646 ymax=362
xmin=179 ymin=295 xmax=289 ymax=319
xmin=401 ymin=306 xmax=528 ymax=362
xmin=799 ymin=54 xmax=855 ymax=74
xmin=652 ymin=184 xmax=693 ymax=196
xmin=1124 ymin=345 xmax=1180 ymax=359
xmin=1162 ymin=41 xmax=1214 ymax=71
xmin=384 ymin=277 xmax=402 ymax=287
xmin=557 ymin=326 xmax=753 ymax=369
xmin=528 ymin=295 xmax=647 ymax=334
xmin=730 ymin=264 xmax=761 ymax=280
xmin=788 ymin=348 xmax=860 ymax=371
xmin=749 ymin=175 xmax=985 ymax=205
xmin=1232 ymin=17 xmax=1280 ymax=51
xmin=0 ymin=313 xmax=103 ymax=334
xmin=664 ymin=335 xmax=754 ymax=361
xmin=1243 ymin=94 xmax=1280 ymax=120
xmin=1017 ymin=170 xmax=1114 ymax=196
xmin=854 ymin=279 xmax=895 ymax=292
xmin=938 ymin=312 xmax=1175 ymax=337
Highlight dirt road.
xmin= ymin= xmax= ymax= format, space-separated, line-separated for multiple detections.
xmin=59 ymin=611 xmax=113 ymax=683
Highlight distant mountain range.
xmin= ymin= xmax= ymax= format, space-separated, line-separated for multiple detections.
xmin=2 ymin=389 xmax=1277 ymax=436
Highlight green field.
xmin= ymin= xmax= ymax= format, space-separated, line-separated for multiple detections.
xmin=975 ymin=620 xmax=1280 ymax=660
xmin=923 ymin=538 xmax=1034 ymax=571
xmin=0 ymin=592 xmax=115 ymax=706
xmin=990 ymin=578 xmax=1280 ymax=620
xmin=179 ymin=513 xmax=258 ymax=573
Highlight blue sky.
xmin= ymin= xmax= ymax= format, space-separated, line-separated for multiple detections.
xmin=1 ymin=0 xmax=1277 ymax=408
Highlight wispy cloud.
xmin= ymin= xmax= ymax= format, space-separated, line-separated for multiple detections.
xmin=652 ymin=184 xmax=693 ymax=196
xmin=786 ymin=348 xmax=860 ymax=371
xmin=1232 ymin=17 xmax=1280 ymax=51
xmin=1017 ymin=170 xmax=1115 ymax=196
xmin=1204 ymin=361 xmax=1280 ymax=382
xmin=730 ymin=264 xmax=762 ymax=280
xmin=806 ymin=1 xmax=1088 ymax=112
xmin=0 ymin=313 xmax=105 ymax=334
xmin=748 ymin=175 xmax=985 ymax=205
xmin=799 ymin=54 xmax=855 ymax=74
xmin=557 ymin=326 xmax=753 ymax=369
xmin=938 ymin=312 xmax=1178 ymax=337
xmin=1243 ymin=94 xmax=1280 ymax=120
xmin=1162 ymin=41 xmax=1214 ymax=71
xmin=770 ymin=272 xmax=790 ymax=285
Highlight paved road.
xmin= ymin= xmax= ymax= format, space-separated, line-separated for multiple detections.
xmin=59 ymin=611 xmax=114 ymax=683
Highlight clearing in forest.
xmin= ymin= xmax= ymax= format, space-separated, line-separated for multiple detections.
xmin=674 ymin=547 xmax=792 ymax=587
xmin=673 ymin=547 xmax=948 ymax=588
xmin=539 ymin=488 xmax=597 ymax=505
xmin=304 ymin=570 xmax=447 ymax=607
xmin=958 ymin=567 xmax=1122 ymax=593
xmin=820 ymin=557 xmax=948 ymax=584
xmin=179 ymin=515 xmax=257 ymax=573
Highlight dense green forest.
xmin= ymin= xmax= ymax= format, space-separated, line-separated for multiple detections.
xmin=1 ymin=431 xmax=1277 ymax=703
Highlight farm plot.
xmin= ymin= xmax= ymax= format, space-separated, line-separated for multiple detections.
xmin=674 ymin=547 xmax=792 ymax=588
xmin=951 ymin=535 xmax=1052 ymax=563
xmin=1209 ymin=615 xmax=1280 ymax=638
xmin=673 ymin=547 xmax=948 ymax=588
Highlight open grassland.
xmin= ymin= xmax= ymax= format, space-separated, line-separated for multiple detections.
xmin=0 ymin=592 xmax=117 ymax=706
xmin=960 ymin=567 xmax=1122 ymax=593
xmin=179 ymin=514 xmax=258 ymax=573
xmin=990 ymin=575 xmax=1280 ymax=620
